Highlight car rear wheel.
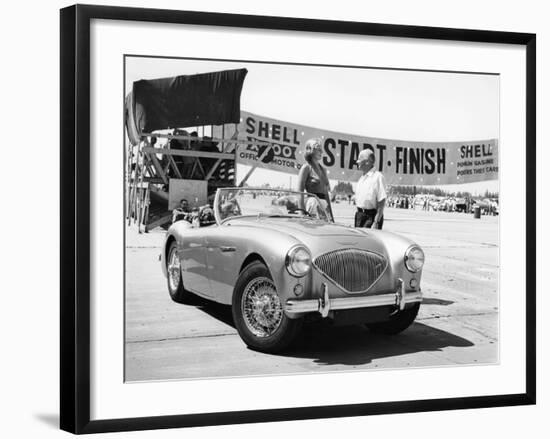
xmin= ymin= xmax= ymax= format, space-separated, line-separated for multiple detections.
xmin=366 ymin=302 xmax=420 ymax=335
xmin=232 ymin=261 xmax=302 ymax=353
xmin=166 ymin=241 xmax=191 ymax=303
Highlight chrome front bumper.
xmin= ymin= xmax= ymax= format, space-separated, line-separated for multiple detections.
xmin=285 ymin=279 xmax=422 ymax=318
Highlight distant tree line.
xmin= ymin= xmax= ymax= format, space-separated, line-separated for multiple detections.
xmin=483 ymin=190 xmax=499 ymax=199
xmin=388 ymin=185 xmax=499 ymax=199
xmin=244 ymin=180 xmax=498 ymax=200
xmin=333 ymin=181 xmax=354 ymax=195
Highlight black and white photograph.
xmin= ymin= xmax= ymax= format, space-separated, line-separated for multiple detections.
xmin=124 ymin=56 xmax=500 ymax=382
xmin=1 ymin=0 xmax=545 ymax=436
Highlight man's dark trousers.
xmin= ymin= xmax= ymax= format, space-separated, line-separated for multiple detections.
xmin=354 ymin=208 xmax=384 ymax=229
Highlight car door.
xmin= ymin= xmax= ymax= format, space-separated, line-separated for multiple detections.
xmin=204 ymin=227 xmax=242 ymax=305
xmin=179 ymin=228 xmax=212 ymax=297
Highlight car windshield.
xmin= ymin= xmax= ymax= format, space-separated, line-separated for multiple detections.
xmin=215 ymin=188 xmax=330 ymax=222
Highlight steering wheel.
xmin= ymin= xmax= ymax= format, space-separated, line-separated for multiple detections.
xmin=289 ymin=208 xmax=311 ymax=217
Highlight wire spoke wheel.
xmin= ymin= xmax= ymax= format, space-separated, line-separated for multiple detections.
xmin=233 ymin=261 xmax=302 ymax=353
xmin=166 ymin=240 xmax=190 ymax=304
xmin=241 ymin=277 xmax=283 ymax=338
xmin=167 ymin=247 xmax=181 ymax=292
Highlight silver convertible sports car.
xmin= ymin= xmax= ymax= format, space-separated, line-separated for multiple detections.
xmin=161 ymin=188 xmax=425 ymax=353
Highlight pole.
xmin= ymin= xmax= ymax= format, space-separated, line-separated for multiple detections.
xmin=238 ymin=166 xmax=257 ymax=187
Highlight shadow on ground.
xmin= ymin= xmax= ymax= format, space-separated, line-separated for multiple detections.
xmin=422 ymin=297 xmax=455 ymax=306
xmin=187 ymin=293 xmax=474 ymax=367
xmin=183 ymin=292 xmax=236 ymax=328
xmin=286 ymin=320 xmax=474 ymax=366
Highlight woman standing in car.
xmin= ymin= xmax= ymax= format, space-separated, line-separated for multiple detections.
xmin=296 ymin=138 xmax=333 ymax=220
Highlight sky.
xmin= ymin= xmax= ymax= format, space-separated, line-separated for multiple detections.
xmin=125 ymin=56 xmax=499 ymax=195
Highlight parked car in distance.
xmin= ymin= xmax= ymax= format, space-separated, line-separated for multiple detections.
xmin=454 ymin=197 xmax=467 ymax=212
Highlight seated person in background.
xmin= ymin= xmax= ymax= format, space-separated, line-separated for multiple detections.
xmin=198 ymin=193 xmax=216 ymax=225
xmin=306 ymin=196 xmax=329 ymax=221
xmin=168 ymin=129 xmax=194 ymax=177
xmin=172 ymin=198 xmax=191 ymax=224
xmin=189 ymin=207 xmax=201 ymax=227
xmin=198 ymin=135 xmax=220 ymax=175
xmin=272 ymin=195 xmax=299 ymax=214
xmin=198 ymin=205 xmax=215 ymax=224
xmin=188 ymin=204 xmax=216 ymax=226
xmin=220 ymin=198 xmax=242 ymax=220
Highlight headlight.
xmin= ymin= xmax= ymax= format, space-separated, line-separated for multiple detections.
xmin=285 ymin=245 xmax=311 ymax=277
xmin=405 ymin=246 xmax=425 ymax=272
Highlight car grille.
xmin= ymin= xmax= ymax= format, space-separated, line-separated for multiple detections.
xmin=314 ymin=249 xmax=387 ymax=293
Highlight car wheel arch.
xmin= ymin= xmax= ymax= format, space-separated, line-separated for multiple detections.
xmin=239 ymin=253 xmax=267 ymax=273
xmin=165 ymin=235 xmax=177 ymax=263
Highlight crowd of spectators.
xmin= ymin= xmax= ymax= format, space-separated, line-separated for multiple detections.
xmin=386 ymin=194 xmax=498 ymax=215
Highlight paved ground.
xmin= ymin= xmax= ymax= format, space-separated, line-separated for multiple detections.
xmin=125 ymin=205 xmax=498 ymax=381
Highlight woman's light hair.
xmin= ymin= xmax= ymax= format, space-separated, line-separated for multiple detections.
xmin=305 ymin=137 xmax=323 ymax=152
xmin=304 ymin=138 xmax=323 ymax=164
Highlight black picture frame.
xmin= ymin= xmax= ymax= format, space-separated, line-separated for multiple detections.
xmin=60 ymin=4 xmax=536 ymax=434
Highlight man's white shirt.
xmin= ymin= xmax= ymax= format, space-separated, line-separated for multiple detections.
xmin=355 ymin=168 xmax=387 ymax=209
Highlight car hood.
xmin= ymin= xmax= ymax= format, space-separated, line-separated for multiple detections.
xmin=226 ymin=217 xmax=365 ymax=237
xmin=224 ymin=217 xmax=415 ymax=259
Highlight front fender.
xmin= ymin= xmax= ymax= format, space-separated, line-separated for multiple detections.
xmin=160 ymin=221 xmax=194 ymax=278
xmin=205 ymin=224 xmax=304 ymax=305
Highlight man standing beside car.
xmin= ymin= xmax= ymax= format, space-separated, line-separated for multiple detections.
xmin=354 ymin=149 xmax=387 ymax=229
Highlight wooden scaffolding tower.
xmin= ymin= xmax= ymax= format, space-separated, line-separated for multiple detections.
xmin=126 ymin=126 xmax=269 ymax=233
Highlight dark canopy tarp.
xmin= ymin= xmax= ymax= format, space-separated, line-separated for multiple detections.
xmin=125 ymin=68 xmax=248 ymax=145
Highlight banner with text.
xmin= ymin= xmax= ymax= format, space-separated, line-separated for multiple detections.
xmin=236 ymin=111 xmax=498 ymax=186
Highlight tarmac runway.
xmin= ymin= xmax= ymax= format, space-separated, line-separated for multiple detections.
xmin=125 ymin=204 xmax=499 ymax=381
